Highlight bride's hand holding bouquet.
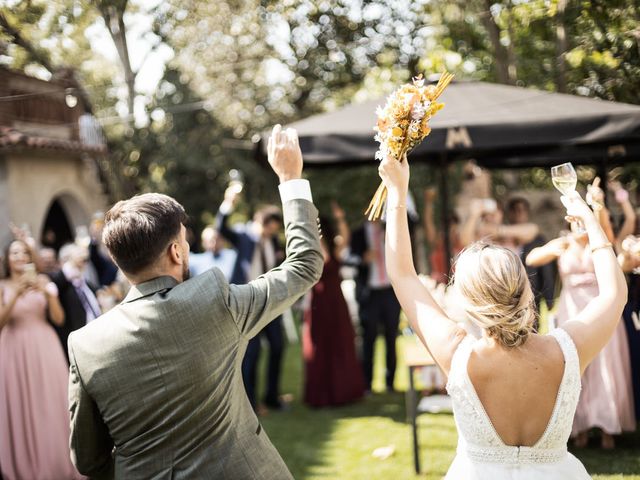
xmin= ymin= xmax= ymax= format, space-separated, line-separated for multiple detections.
xmin=378 ymin=155 xmax=410 ymax=208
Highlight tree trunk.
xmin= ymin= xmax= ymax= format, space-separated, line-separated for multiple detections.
xmin=505 ymin=4 xmax=518 ymax=83
xmin=554 ymin=0 xmax=569 ymax=93
xmin=99 ymin=3 xmax=136 ymax=117
xmin=480 ymin=0 xmax=513 ymax=85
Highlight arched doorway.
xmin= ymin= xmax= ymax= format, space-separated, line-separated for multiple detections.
xmin=41 ymin=199 xmax=74 ymax=251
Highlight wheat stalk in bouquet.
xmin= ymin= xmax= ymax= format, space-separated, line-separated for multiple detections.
xmin=365 ymin=72 xmax=454 ymax=221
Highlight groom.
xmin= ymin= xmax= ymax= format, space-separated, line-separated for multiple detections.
xmin=67 ymin=125 xmax=323 ymax=479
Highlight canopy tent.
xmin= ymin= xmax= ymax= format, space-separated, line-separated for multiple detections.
xmin=256 ymin=80 xmax=640 ymax=270
xmin=257 ymin=80 xmax=640 ymax=169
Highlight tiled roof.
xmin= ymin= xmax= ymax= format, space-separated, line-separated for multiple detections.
xmin=0 ymin=126 xmax=107 ymax=154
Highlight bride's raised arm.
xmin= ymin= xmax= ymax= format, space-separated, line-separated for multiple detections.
xmin=379 ymin=157 xmax=466 ymax=375
xmin=559 ymin=191 xmax=628 ymax=373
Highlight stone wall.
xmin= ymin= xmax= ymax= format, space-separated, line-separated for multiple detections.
xmin=0 ymin=150 xmax=107 ymax=249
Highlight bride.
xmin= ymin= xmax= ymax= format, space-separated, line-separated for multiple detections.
xmin=378 ymin=157 xmax=627 ymax=478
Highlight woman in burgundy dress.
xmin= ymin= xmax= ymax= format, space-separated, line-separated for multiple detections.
xmin=303 ymin=205 xmax=365 ymax=407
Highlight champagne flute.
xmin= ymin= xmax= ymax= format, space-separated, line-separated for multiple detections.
xmin=551 ymin=162 xmax=584 ymax=233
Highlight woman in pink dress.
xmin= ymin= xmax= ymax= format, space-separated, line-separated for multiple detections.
xmin=527 ymin=229 xmax=636 ymax=449
xmin=0 ymin=239 xmax=83 ymax=480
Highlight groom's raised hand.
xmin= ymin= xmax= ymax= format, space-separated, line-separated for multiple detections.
xmin=267 ymin=124 xmax=303 ymax=183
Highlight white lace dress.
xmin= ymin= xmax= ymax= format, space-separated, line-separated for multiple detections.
xmin=445 ymin=328 xmax=590 ymax=479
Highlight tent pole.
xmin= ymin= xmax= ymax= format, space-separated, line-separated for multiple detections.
xmin=439 ymin=153 xmax=452 ymax=276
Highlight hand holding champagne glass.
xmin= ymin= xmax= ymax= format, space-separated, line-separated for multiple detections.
xmin=551 ymin=162 xmax=584 ymax=233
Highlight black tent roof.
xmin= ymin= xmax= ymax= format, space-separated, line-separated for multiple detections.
xmin=258 ymin=80 xmax=640 ymax=169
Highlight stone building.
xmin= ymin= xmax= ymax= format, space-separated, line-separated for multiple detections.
xmin=0 ymin=67 xmax=108 ymax=251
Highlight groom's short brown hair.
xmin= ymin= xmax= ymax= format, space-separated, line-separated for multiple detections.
xmin=103 ymin=193 xmax=188 ymax=275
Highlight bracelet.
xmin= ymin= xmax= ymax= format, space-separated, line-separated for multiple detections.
xmin=388 ymin=204 xmax=406 ymax=211
xmin=591 ymin=242 xmax=612 ymax=253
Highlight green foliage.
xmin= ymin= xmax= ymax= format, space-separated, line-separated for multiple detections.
xmin=108 ymin=68 xmax=278 ymax=235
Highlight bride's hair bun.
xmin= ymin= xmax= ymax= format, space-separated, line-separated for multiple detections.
xmin=451 ymin=242 xmax=537 ymax=348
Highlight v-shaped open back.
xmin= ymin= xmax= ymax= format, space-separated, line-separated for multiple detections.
xmin=464 ymin=335 xmax=567 ymax=448
xmin=445 ymin=328 xmax=583 ymax=466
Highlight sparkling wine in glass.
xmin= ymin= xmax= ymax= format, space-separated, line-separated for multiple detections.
xmin=551 ymin=163 xmax=578 ymax=195
xmin=551 ymin=162 xmax=584 ymax=232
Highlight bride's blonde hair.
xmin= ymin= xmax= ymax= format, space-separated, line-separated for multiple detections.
xmin=451 ymin=242 xmax=537 ymax=348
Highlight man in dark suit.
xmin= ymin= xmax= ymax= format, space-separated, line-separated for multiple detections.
xmin=50 ymin=243 xmax=101 ymax=361
xmin=506 ymin=197 xmax=556 ymax=316
xmin=216 ymin=192 xmax=287 ymax=410
xmin=348 ymin=220 xmax=401 ymax=393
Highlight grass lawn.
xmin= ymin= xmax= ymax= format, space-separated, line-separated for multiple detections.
xmin=257 ymin=333 xmax=640 ymax=479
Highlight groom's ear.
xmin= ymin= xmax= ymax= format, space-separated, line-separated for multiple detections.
xmin=168 ymin=241 xmax=183 ymax=266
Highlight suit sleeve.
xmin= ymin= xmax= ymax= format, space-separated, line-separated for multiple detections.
xmin=68 ymin=337 xmax=115 ymax=479
xmin=220 ymin=198 xmax=323 ymax=338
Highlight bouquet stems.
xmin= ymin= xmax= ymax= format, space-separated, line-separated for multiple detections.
xmin=365 ymin=147 xmax=408 ymax=221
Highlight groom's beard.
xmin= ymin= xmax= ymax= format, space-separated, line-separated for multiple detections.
xmin=182 ymin=261 xmax=190 ymax=281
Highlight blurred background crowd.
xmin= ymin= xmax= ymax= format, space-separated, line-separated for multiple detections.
xmin=1 ymin=0 xmax=640 ymax=478
xmin=2 ymin=161 xmax=640 ymax=476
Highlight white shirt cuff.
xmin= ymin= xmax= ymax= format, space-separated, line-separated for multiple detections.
xmin=278 ymin=179 xmax=313 ymax=204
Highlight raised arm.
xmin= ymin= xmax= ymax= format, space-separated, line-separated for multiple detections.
xmin=38 ymin=275 xmax=65 ymax=326
xmin=559 ymin=191 xmax=628 ymax=373
xmin=215 ymin=186 xmax=242 ymax=248
xmin=618 ymin=235 xmax=640 ymax=272
xmin=611 ymin=182 xmax=636 ymax=247
xmin=222 ymin=126 xmax=323 ymax=338
xmin=460 ymin=201 xmax=483 ymax=247
xmin=379 ymin=157 xmax=465 ymax=374
xmin=525 ymin=236 xmax=568 ymax=267
xmin=496 ymin=222 xmax=540 ymax=244
xmin=587 ymin=177 xmax=615 ymax=243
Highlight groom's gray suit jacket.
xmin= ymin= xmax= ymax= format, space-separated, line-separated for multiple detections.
xmin=68 ymin=198 xmax=323 ymax=479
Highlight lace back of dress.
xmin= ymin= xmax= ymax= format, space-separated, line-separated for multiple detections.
xmin=446 ymin=329 xmax=582 ymax=459
xmin=536 ymin=328 xmax=582 ymax=449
